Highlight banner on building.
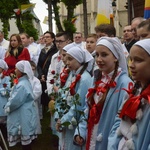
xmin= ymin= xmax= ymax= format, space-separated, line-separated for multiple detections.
xmin=144 ymin=0 xmax=150 ymax=19
xmin=96 ymin=0 xmax=113 ymax=25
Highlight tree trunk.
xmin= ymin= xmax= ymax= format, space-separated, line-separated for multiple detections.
xmin=52 ymin=1 xmax=64 ymax=32
xmin=48 ymin=0 xmax=53 ymax=31
xmin=16 ymin=14 xmax=24 ymax=33
xmin=83 ymin=0 xmax=88 ymax=38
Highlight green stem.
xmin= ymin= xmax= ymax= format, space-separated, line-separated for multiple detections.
xmin=75 ymin=102 xmax=82 ymax=150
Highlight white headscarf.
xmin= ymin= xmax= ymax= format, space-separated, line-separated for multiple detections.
xmin=133 ymin=39 xmax=150 ymax=55
xmin=96 ymin=37 xmax=128 ymax=73
xmin=0 ymin=59 xmax=8 ymax=70
xmin=67 ymin=46 xmax=94 ymax=72
xmin=63 ymin=43 xmax=74 ymax=52
xmin=16 ymin=60 xmax=34 ymax=80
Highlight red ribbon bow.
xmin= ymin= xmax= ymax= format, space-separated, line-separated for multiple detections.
xmin=96 ymin=81 xmax=116 ymax=95
xmin=120 ymin=84 xmax=150 ymax=120
xmin=60 ymin=68 xmax=70 ymax=87
xmin=57 ymin=55 xmax=61 ymax=62
xmin=13 ymin=78 xmax=19 ymax=85
xmin=86 ymin=101 xmax=104 ymax=150
xmin=69 ymin=74 xmax=81 ymax=96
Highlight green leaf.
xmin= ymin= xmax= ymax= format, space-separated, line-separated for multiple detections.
xmin=61 ymin=121 xmax=71 ymax=126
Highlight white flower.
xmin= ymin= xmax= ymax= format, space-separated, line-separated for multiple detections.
xmin=71 ymin=117 xmax=77 ymax=125
xmin=116 ymin=127 xmax=122 ymax=136
xmin=130 ymin=123 xmax=138 ymax=135
xmin=125 ymin=139 xmax=135 ymax=150
xmin=84 ymin=108 xmax=88 ymax=115
xmin=136 ymin=109 xmax=143 ymax=120
xmin=5 ymin=107 xmax=10 ymax=113
xmin=68 ymin=124 xmax=74 ymax=130
xmin=96 ymin=133 xmax=103 ymax=142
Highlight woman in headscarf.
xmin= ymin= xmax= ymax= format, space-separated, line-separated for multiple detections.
xmin=74 ymin=37 xmax=132 ymax=150
xmin=109 ymin=39 xmax=150 ymax=150
xmin=55 ymin=46 xmax=94 ymax=150
xmin=4 ymin=60 xmax=37 ymax=150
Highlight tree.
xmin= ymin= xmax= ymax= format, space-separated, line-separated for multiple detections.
xmin=43 ymin=0 xmax=83 ymax=39
xmin=0 ymin=0 xmax=39 ymax=40
xmin=83 ymin=0 xmax=88 ymax=38
xmin=0 ymin=0 xmax=16 ymax=39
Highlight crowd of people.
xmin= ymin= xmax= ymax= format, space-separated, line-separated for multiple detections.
xmin=0 ymin=17 xmax=150 ymax=150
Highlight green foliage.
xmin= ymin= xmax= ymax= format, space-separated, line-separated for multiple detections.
xmin=63 ymin=20 xmax=76 ymax=39
xmin=0 ymin=0 xmax=16 ymax=39
xmin=0 ymin=0 xmax=38 ymax=40
xmin=43 ymin=0 xmax=82 ymax=38
xmin=21 ymin=12 xmax=39 ymax=41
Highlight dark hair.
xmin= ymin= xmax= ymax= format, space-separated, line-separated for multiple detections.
xmin=94 ymin=24 xmax=116 ymax=37
xmin=44 ymin=31 xmax=56 ymax=45
xmin=137 ymin=19 xmax=150 ymax=31
xmin=56 ymin=32 xmax=71 ymax=41
xmin=88 ymin=61 xmax=119 ymax=106
xmin=29 ymin=60 xmax=37 ymax=68
xmin=44 ymin=31 xmax=55 ymax=39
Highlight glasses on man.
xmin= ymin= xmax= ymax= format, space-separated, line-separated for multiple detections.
xmin=74 ymin=36 xmax=81 ymax=39
xmin=44 ymin=36 xmax=51 ymax=38
xmin=55 ymin=40 xmax=66 ymax=43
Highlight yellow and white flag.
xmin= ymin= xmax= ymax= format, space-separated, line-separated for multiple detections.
xmin=43 ymin=16 xmax=48 ymax=25
xmin=21 ymin=3 xmax=36 ymax=14
xmin=96 ymin=0 xmax=113 ymax=25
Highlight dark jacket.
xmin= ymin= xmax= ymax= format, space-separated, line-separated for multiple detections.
xmin=37 ymin=44 xmax=58 ymax=80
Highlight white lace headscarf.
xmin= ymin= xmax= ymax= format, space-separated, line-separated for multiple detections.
xmin=67 ymin=46 xmax=94 ymax=72
xmin=96 ymin=37 xmax=128 ymax=74
xmin=63 ymin=43 xmax=74 ymax=52
xmin=0 ymin=59 xmax=8 ymax=70
xmin=133 ymin=38 xmax=150 ymax=55
xmin=16 ymin=60 xmax=34 ymax=80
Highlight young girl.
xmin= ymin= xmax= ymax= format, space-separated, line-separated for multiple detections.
xmin=108 ymin=39 xmax=150 ymax=150
xmin=55 ymin=46 xmax=94 ymax=150
xmin=29 ymin=61 xmax=42 ymax=134
xmin=0 ymin=59 xmax=10 ymax=139
xmin=74 ymin=37 xmax=132 ymax=150
xmin=4 ymin=60 xmax=38 ymax=150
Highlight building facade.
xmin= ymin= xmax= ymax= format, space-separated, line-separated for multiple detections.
xmin=59 ymin=0 xmax=128 ymax=38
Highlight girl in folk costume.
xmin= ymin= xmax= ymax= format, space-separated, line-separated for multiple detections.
xmin=0 ymin=59 xmax=10 ymax=139
xmin=108 ymin=39 xmax=150 ymax=150
xmin=29 ymin=61 xmax=42 ymax=134
xmin=4 ymin=60 xmax=38 ymax=150
xmin=74 ymin=37 xmax=132 ymax=150
xmin=52 ymin=43 xmax=73 ymax=149
xmin=55 ymin=46 xmax=94 ymax=150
